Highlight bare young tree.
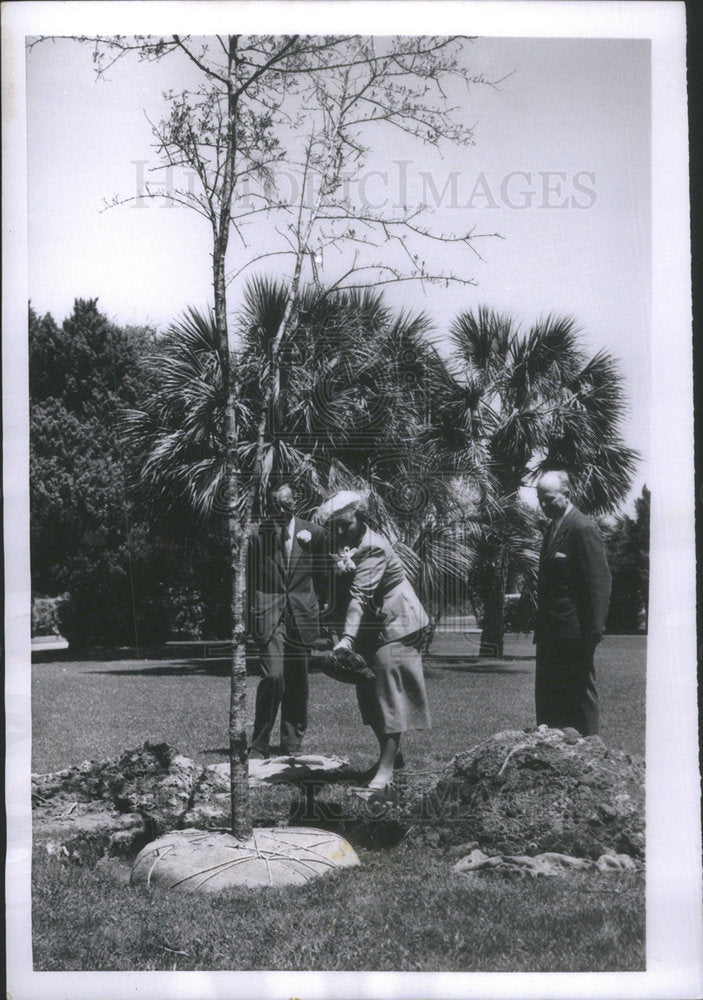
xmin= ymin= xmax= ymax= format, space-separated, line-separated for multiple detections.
xmin=30 ymin=33 xmax=501 ymax=838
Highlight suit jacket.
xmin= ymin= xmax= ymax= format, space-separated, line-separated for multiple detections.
xmin=246 ymin=516 xmax=329 ymax=647
xmin=535 ymin=506 xmax=611 ymax=644
xmin=337 ymin=528 xmax=429 ymax=648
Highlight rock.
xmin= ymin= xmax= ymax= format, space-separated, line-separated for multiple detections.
xmin=130 ymin=827 xmax=360 ymax=892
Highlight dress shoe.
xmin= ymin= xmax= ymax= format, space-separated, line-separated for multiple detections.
xmin=247 ymin=747 xmax=268 ymax=760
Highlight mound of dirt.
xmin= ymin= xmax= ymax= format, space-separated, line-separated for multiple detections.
xmin=431 ymin=726 xmax=644 ymax=858
xmin=32 ymin=742 xmax=203 ymax=860
xmin=32 ymin=743 xmax=354 ymax=860
xmin=32 ymin=728 xmax=645 ymax=863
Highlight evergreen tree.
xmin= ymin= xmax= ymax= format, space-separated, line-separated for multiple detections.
xmin=603 ymin=485 xmax=650 ymax=633
xmin=29 ymin=300 xmax=157 ymax=644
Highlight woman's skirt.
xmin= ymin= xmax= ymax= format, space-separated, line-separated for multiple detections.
xmin=355 ymin=634 xmax=431 ymax=734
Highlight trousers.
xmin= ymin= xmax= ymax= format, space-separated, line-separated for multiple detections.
xmin=251 ymin=616 xmax=309 ymax=753
xmin=535 ymin=634 xmax=599 ymax=736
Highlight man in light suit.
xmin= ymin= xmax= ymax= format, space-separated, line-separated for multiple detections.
xmin=534 ymin=470 xmax=612 ymax=736
xmin=246 ymin=484 xmax=329 ymax=758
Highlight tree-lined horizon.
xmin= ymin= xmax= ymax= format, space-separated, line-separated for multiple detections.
xmin=31 ymin=290 xmax=640 ymax=644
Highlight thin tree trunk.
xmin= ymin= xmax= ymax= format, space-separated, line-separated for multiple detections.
xmin=479 ymin=560 xmax=506 ymax=658
xmin=214 ymin=246 xmax=252 ymax=840
xmin=222 ymin=68 xmax=342 ymax=838
xmin=220 ymin=36 xmax=252 ymax=840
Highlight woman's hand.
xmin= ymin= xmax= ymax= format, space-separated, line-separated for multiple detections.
xmin=333 ymin=634 xmax=354 ymax=653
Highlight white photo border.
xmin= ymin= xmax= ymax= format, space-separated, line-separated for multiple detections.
xmin=3 ymin=2 xmax=700 ymax=999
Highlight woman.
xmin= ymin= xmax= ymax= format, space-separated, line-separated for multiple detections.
xmin=316 ymin=490 xmax=431 ymax=790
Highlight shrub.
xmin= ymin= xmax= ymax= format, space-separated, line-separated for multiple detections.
xmin=502 ymin=592 xmax=536 ymax=633
xmin=32 ymin=594 xmax=68 ymax=637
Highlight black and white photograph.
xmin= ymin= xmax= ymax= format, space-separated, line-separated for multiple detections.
xmin=3 ymin=2 xmax=700 ymax=998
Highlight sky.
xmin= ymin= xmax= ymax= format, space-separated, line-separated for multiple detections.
xmin=25 ymin=34 xmax=651 ymax=507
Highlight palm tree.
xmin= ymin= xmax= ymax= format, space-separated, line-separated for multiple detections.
xmin=123 ymin=280 xmax=482 ymax=643
xmin=428 ymin=306 xmax=638 ymax=656
xmin=466 ymin=494 xmax=542 ymax=655
xmin=122 ymin=307 xmax=229 ymax=521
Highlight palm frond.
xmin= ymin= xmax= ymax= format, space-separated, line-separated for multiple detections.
xmin=449 ymin=306 xmax=515 ymax=380
xmin=510 ymin=314 xmax=583 ymax=397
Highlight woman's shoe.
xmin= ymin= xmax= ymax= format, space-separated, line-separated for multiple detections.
xmin=366 ymin=776 xmax=394 ymax=792
xmin=353 ymin=762 xmax=379 ymax=785
xmin=354 ymin=751 xmax=404 ymax=785
xmin=348 ymin=782 xmax=393 ymax=801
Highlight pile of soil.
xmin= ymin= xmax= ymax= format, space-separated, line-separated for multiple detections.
xmin=430 ymin=726 xmax=644 ymax=858
xmin=32 ymin=743 xmax=202 ymax=861
xmin=306 ymin=727 xmax=644 ymax=857
xmin=32 ymin=728 xmax=645 ymax=863
xmin=32 ymin=742 xmax=353 ymax=861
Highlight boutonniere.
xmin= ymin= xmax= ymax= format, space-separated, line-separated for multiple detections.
xmin=296 ymin=529 xmax=312 ymax=545
xmin=333 ymin=546 xmax=357 ymax=574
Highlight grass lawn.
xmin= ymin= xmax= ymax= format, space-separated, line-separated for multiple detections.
xmin=33 ymin=847 xmax=644 ymax=972
xmin=31 ymin=632 xmax=646 ymax=972
xmin=32 ymin=633 xmax=645 ymax=772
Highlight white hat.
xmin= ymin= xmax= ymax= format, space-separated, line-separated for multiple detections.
xmin=315 ymin=490 xmax=369 ymax=525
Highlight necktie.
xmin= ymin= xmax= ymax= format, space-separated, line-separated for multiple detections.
xmin=545 ymin=519 xmax=556 ymax=548
xmin=546 ymin=513 xmax=565 ymax=548
xmin=281 ymin=522 xmax=291 ymax=564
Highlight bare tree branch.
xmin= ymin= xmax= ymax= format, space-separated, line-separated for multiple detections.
xmin=173 ymin=34 xmax=230 ymax=85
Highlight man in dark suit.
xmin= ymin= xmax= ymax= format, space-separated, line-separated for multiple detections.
xmin=246 ymin=484 xmax=328 ymax=758
xmin=534 ymin=470 xmax=612 ymax=736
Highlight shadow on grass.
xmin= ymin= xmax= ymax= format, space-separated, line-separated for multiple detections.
xmin=33 ymin=645 xmax=261 ymax=665
xmin=84 ymin=658 xmax=262 ymax=677
xmin=32 ymin=647 xmax=166 ymax=663
xmin=82 ymin=654 xmax=533 ymax=678
xmin=424 ymin=655 xmax=534 ymax=676
xmin=426 ymin=653 xmax=535 ymax=662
